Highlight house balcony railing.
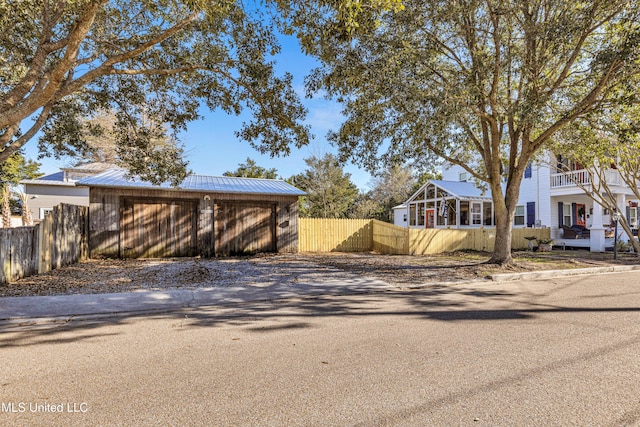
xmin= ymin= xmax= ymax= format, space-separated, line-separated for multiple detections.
xmin=550 ymin=169 xmax=622 ymax=189
xmin=551 ymin=169 xmax=590 ymax=188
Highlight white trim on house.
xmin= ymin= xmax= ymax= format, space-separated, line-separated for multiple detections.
xmin=402 ymin=180 xmax=496 ymax=229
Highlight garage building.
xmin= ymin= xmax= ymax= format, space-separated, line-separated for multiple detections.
xmin=79 ymin=169 xmax=304 ymax=258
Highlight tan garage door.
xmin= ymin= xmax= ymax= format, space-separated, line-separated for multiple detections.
xmin=120 ymin=198 xmax=198 ymax=258
xmin=215 ymin=202 xmax=276 ymax=256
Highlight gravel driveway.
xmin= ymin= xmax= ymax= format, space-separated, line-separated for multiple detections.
xmin=3 ymin=250 xmax=635 ymax=298
xmin=0 ymin=255 xmax=362 ymax=297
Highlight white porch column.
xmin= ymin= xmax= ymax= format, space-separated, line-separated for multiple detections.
xmin=590 ymin=201 xmax=606 ymax=252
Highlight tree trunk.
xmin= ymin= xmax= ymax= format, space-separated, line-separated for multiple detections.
xmin=486 ymin=162 xmax=524 ymax=265
xmin=489 ymin=202 xmax=514 ymax=265
xmin=19 ymin=192 xmax=33 ymax=226
xmin=1 ymin=185 xmax=11 ymax=228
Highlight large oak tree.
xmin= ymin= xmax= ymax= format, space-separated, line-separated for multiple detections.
xmin=286 ymin=0 xmax=640 ymax=264
xmin=0 ymin=0 xmax=403 ymax=185
xmin=0 ymin=0 xmax=311 ymax=184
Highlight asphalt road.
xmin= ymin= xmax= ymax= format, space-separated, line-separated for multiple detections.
xmin=1 ymin=271 xmax=640 ymax=426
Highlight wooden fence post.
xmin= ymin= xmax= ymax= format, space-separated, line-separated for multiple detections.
xmin=1 ymin=228 xmax=11 ymax=283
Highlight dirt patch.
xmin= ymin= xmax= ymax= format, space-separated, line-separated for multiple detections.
xmin=297 ymin=251 xmax=637 ymax=286
xmin=0 ymin=255 xmax=354 ymax=297
xmin=1 ymin=250 xmax=638 ymax=297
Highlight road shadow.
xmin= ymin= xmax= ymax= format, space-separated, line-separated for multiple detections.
xmin=3 ymin=279 xmax=640 ymax=349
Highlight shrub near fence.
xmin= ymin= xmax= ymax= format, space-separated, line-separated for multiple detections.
xmin=0 ymin=204 xmax=88 ymax=284
xmin=299 ymin=218 xmax=551 ymax=255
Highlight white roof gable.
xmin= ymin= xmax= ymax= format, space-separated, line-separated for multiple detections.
xmin=406 ymin=180 xmax=492 ymax=203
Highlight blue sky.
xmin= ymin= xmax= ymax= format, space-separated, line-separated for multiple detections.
xmin=23 ymin=34 xmax=375 ymax=190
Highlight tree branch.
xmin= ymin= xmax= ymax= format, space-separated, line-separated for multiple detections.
xmin=0 ymin=124 xmax=20 ymax=150
xmin=420 ymin=29 xmax=469 ymax=74
xmin=0 ymin=104 xmax=54 ymax=163
xmin=546 ymin=5 xmax=623 ymax=97
xmin=51 ymin=11 xmax=200 ymax=103
xmin=532 ymin=59 xmax=624 ymax=151
xmin=0 ymin=2 xmax=67 ymax=110
xmin=0 ymin=0 xmax=109 ymax=129
xmin=486 ymin=0 xmax=502 ymax=111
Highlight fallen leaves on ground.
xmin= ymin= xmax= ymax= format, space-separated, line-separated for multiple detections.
xmin=1 ymin=251 xmax=637 ymax=297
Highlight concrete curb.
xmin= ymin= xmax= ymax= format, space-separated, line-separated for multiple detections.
xmin=398 ymin=265 xmax=640 ymax=290
xmin=488 ymin=264 xmax=640 ymax=282
xmin=0 ymin=278 xmax=394 ymax=325
xmin=1 ymin=265 xmax=639 ymax=325
xmin=0 ymin=289 xmax=398 ymax=327
xmin=402 ymin=280 xmax=491 ymax=290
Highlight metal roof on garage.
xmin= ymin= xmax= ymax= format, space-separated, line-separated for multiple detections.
xmin=77 ymin=168 xmax=306 ymax=196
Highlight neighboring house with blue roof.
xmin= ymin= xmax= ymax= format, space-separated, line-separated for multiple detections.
xmin=20 ymin=163 xmax=114 ymax=221
xmin=77 ymin=168 xmax=305 ymax=258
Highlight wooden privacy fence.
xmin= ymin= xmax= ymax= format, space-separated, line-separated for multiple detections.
xmin=299 ymin=218 xmax=551 ymax=255
xmin=298 ymin=218 xmax=372 ymax=252
xmin=407 ymin=226 xmax=551 ymax=255
xmin=372 ymin=220 xmax=410 ymax=254
xmin=0 ymin=204 xmax=88 ymax=284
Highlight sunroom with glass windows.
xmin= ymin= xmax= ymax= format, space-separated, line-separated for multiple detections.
xmin=404 ymin=180 xmax=495 ymax=229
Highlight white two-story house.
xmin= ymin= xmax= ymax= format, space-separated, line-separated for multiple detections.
xmin=394 ymin=153 xmax=639 ymax=252
xmin=548 ymin=155 xmax=638 ymax=250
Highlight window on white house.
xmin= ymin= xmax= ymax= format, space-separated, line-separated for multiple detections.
xmin=630 ymin=208 xmax=638 ymax=228
xmin=417 ymin=202 xmax=425 ymax=226
xmin=459 ymin=172 xmax=467 ymax=182
xmin=426 ymin=186 xmax=435 ymax=199
xmin=514 ymin=206 xmax=525 ymax=225
xmin=471 ymin=202 xmax=482 ymax=225
xmin=447 ymin=203 xmax=457 ymax=225
xmin=563 ymin=204 xmax=572 ymax=226
xmin=483 ymin=202 xmax=493 ymax=226
xmin=409 ymin=204 xmax=416 ymax=226
xmin=460 ymin=201 xmax=469 ymax=225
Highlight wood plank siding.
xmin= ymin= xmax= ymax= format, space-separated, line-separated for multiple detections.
xmin=120 ymin=198 xmax=198 ymax=258
xmin=215 ymin=201 xmax=276 ymax=256
xmin=88 ymin=187 xmax=299 ymax=258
